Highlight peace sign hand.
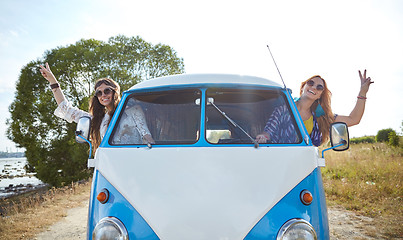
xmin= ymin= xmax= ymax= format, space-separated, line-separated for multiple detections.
xmin=39 ymin=62 xmax=57 ymax=84
xmin=358 ymin=69 xmax=373 ymax=96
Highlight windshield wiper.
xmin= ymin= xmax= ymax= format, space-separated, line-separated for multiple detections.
xmin=208 ymin=98 xmax=259 ymax=148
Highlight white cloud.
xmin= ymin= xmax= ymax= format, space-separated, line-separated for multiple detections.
xmin=9 ymin=30 xmax=19 ymax=37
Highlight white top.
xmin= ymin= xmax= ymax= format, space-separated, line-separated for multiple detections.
xmin=54 ymin=100 xmax=150 ymax=142
xmin=111 ymin=104 xmax=152 ymax=144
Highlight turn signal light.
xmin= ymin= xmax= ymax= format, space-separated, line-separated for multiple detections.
xmin=300 ymin=190 xmax=313 ymax=205
xmin=97 ymin=188 xmax=109 ymax=204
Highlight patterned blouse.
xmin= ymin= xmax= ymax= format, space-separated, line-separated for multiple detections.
xmin=54 ymin=99 xmax=151 ymax=143
xmin=263 ymin=105 xmax=299 ymax=144
xmin=111 ymin=104 xmax=152 ymax=144
xmin=262 ymin=105 xmax=323 ymax=146
xmin=309 ymin=113 xmax=322 ymax=147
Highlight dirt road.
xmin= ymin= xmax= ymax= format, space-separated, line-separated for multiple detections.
xmin=32 ymin=200 xmax=88 ymax=240
xmin=32 ymin=201 xmax=381 ymax=240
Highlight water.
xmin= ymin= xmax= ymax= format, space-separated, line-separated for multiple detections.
xmin=0 ymin=157 xmax=46 ymax=198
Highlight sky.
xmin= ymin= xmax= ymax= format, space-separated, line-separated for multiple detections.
xmin=0 ymin=0 xmax=402 ymax=152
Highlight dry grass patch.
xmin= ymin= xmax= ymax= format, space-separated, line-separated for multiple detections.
xmin=0 ymin=180 xmax=90 ymax=240
xmin=322 ymin=142 xmax=403 ymax=238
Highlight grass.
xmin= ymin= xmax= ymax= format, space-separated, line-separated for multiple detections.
xmin=0 ymin=180 xmax=90 ymax=240
xmin=321 ymin=142 xmax=403 ymax=238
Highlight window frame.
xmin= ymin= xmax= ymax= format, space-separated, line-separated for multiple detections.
xmin=204 ymin=88 xmax=303 ymax=145
xmin=109 ymin=88 xmax=202 ymax=146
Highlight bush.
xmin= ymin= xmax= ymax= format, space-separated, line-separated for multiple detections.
xmin=376 ymin=128 xmax=395 ymax=142
xmin=351 ymin=136 xmax=375 ymax=144
xmin=388 ymin=131 xmax=400 ymax=147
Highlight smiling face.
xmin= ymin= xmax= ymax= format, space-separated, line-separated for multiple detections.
xmin=301 ymin=76 xmax=325 ymax=101
xmin=95 ymin=83 xmax=115 ymax=108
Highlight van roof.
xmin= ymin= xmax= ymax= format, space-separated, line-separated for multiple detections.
xmin=128 ymin=73 xmax=283 ymax=90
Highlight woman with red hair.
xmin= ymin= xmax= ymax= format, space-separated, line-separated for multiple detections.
xmin=256 ymin=70 xmax=373 ymax=146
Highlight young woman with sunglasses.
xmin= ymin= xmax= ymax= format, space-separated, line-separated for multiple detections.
xmin=39 ymin=63 xmax=154 ymax=152
xmin=256 ymin=70 xmax=373 ymax=146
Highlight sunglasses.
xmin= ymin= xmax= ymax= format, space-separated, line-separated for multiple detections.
xmin=306 ymin=80 xmax=324 ymax=91
xmin=95 ymin=88 xmax=114 ymax=97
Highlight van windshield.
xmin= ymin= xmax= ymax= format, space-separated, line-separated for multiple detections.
xmin=206 ymin=88 xmax=302 ymax=144
xmin=110 ymin=89 xmax=201 ymax=145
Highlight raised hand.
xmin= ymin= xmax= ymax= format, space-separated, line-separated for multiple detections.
xmin=358 ymin=69 xmax=373 ymax=96
xmin=39 ymin=62 xmax=65 ymax=104
xmin=39 ymin=62 xmax=57 ymax=84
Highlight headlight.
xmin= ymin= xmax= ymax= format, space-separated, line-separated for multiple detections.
xmin=92 ymin=217 xmax=129 ymax=240
xmin=277 ymin=219 xmax=317 ymax=240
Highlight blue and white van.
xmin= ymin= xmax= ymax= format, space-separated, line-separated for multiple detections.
xmin=76 ymin=74 xmax=349 ymax=240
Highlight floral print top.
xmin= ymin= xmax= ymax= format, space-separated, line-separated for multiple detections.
xmin=54 ymin=99 xmax=151 ymax=142
xmin=111 ymin=104 xmax=152 ymax=144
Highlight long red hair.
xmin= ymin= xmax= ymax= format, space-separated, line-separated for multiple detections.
xmin=300 ymin=75 xmax=335 ymax=145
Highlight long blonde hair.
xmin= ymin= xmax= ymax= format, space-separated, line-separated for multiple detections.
xmin=300 ymin=75 xmax=334 ymax=144
xmin=89 ymin=78 xmax=121 ymax=152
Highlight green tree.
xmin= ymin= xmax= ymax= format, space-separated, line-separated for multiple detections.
xmin=388 ymin=131 xmax=400 ymax=147
xmin=376 ymin=128 xmax=395 ymax=142
xmin=6 ymin=35 xmax=185 ymax=187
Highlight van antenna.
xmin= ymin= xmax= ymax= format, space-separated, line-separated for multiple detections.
xmin=267 ymin=45 xmax=287 ymax=89
xmin=267 ymin=45 xmax=310 ymax=144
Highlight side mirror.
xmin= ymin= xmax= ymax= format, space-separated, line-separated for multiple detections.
xmin=75 ymin=116 xmax=91 ymax=143
xmin=330 ymin=122 xmax=349 ymax=151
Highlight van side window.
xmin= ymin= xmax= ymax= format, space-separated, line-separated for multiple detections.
xmin=206 ymin=89 xmax=301 ymax=144
xmin=110 ymin=89 xmax=201 ymax=145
